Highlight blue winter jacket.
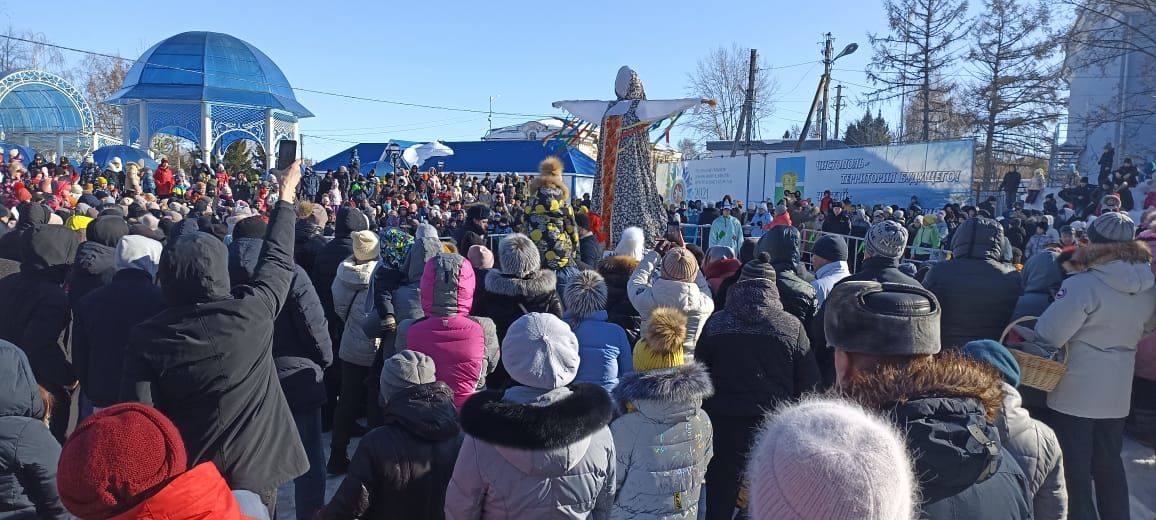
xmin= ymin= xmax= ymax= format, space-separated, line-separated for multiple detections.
xmin=566 ymin=311 xmax=633 ymax=392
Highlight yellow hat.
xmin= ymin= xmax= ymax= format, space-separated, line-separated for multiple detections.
xmin=66 ymin=215 xmax=93 ymax=231
xmin=634 ymin=307 xmax=687 ymax=372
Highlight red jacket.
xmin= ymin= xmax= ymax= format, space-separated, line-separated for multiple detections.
xmin=154 ymin=165 xmax=175 ymax=198
xmin=108 ymin=463 xmax=256 ymax=520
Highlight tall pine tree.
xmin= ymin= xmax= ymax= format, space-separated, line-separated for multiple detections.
xmin=867 ymin=0 xmax=970 ymax=142
xmin=844 ymin=111 xmax=894 ymax=147
xmin=968 ymin=0 xmax=1063 ymax=189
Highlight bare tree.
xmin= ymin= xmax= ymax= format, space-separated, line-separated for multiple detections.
xmin=685 ymin=43 xmax=779 ymax=141
xmin=677 ymin=137 xmax=699 ymax=160
xmin=867 ymin=0 xmax=970 ymax=142
xmin=899 ymin=79 xmax=973 ymax=142
xmin=0 ymin=26 xmax=66 ymax=75
xmin=76 ymin=54 xmax=129 ymax=137
xmin=967 ymin=0 xmax=1064 ymax=189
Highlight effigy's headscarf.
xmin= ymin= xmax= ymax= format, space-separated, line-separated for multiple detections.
xmin=614 ymin=66 xmax=647 ymax=101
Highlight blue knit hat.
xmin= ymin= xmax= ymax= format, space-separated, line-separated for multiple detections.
xmin=962 ymin=340 xmax=1021 ymax=387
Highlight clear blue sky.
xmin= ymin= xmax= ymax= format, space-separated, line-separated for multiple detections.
xmin=0 ymin=0 xmax=892 ymax=161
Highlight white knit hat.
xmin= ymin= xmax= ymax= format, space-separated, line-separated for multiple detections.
xmin=613 ymin=226 xmax=645 ymax=261
xmin=352 ymin=229 xmax=380 ymax=262
xmin=748 ymin=397 xmax=918 ymax=520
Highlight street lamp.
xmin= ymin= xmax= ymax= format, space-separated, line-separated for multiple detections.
xmin=386 ymin=142 xmax=401 ymax=173
xmin=820 ymin=37 xmax=859 ymax=149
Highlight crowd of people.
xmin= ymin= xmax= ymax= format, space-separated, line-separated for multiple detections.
xmin=0 ymin=143 xmax=1154 ymax=520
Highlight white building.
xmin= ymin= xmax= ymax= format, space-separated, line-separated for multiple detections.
xmin=1063 ymin=4 xmax=1156 ymax=173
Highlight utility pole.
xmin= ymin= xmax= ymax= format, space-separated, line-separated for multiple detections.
xmin=730 ymin=49 xmax=758 ymax=158
xmin=833 ymin=84 xmax=844 ymax=141
xmin=820 ymin=33 xmax=834 ymax=149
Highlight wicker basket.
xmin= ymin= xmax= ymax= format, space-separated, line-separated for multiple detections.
xmin=999 ymin=316 xmax=1067 ymax=392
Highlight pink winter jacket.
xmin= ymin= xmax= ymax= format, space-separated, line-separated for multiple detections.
xmin=1135 ymin=230 xmax=1156 ymax=381
xmin=400 ymin=253 xmax=500 ymax=409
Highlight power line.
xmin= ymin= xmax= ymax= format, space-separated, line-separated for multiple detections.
xmin=0 ymin=34 xmax=560 ymax=119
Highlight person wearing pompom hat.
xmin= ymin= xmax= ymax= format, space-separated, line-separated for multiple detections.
xmin=321 ymin=351 xmax=463 ymax=519
xmin=328 ymin=229 xmax=381 ymax=474
xmin=445 ymin=313 xmax=616 ymax=519
xmin=524 ymin=157 xmax=581 ymax=290
xmin=563 ymin=269 xmax=632 ymax=392
xmin=58 ymin=403 xmax=269 ymax=519
xmin=694 ymin=259 xmax=819 ymax=520
xmin=1032 ymin=210 xmax=1156 ymax=520
xmin=610 ymin=306 xmax=714 ymax=518
xmin=628 ymin=245 xmax=714 ymax=362
xmin=746 ymin=397 xmax=918 ymax=520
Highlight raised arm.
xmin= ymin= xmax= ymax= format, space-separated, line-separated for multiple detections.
xmin=552 ymin=100 xmax=611 ymax=124
xmin=634 ymin=98 xmax=710 ymax=123
xmin=245 ymin=161 xmax=302 ymax=316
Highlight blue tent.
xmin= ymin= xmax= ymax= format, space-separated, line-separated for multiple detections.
xmin=414 ymin=140 xmax=596 ymax=175
xmin=92 ymin=145 xmax=159 ymax=170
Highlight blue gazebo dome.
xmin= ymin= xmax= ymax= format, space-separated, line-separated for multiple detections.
xmin=107 ymin=31 xmax=311 ymax=117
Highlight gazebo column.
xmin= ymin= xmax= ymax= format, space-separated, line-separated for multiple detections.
xmin=122 ymin=103 xmax=133 ymax=145
xmin=138 ymin=103 xmax=149 ymax=149
xmin=201 ymin=102 xmax=212 ymax=164
xmin=265 ymin=109 xmax=275 ymax=170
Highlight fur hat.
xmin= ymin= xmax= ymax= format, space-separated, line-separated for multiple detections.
xmin=825 ymin=281 xmax=941 ymax=355
xmin=502 ymin=313 xmax=581 ymax=389
xmin=352 ymin=229 xmax=380 ymax=262
xmin=467 ymin=244 xmax=494 ymax=269
xmin=635 ymin=307 xmax=687 ymax=372
xmin=614 ymin=226 xmax=646 ymax=261
xmin=58 ymin=403 xmax=188 ymax=518
xmin=661 ymin=247 xmax=698 ymax=282
xmin=532 ymin=156 xmax=569 ymax=200
xmin=748 ymin=397 xmax=918 ymax=519
xmin=563 ymin=270 xmax=608 ymax=319
xmin=865 ymin=220 xmax=909 ymax=259
xmin=499 ymin=233 xmax=541 ymax=277
xmin=379 ymin=350 xmax=437 ymax=404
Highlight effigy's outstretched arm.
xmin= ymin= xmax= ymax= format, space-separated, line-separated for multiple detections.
xmin=634 ymin=98 xmax=713 ymax=124
xmin=551 ymin=100 xmax=612 ymax=125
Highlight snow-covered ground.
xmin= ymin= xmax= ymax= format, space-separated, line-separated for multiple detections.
xmin=277 ymin=434 xmax=1156 ymax=518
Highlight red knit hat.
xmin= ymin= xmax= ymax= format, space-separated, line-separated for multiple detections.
xmin=58 ymin=403 xmax=188 ymax=518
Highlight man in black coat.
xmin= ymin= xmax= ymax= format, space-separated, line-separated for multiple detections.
xmin=1001 ymin=169 xmax=1022 ymax=211
xmin=0 ymin=224 xmax=78 ymax=442
xmin=311 ymin=206 xmax=368 ymax=429
xmin=67 ymin=215 xmax=128 ymax=307
xmin=228 ymin=216 xmax=333 ymax=518
xmin=452 ymin=204 xmax=489 ymax=251
xmin=821 ymin=205 xmax=852 ymax=235
xmin=810 ymin=220 xmax=918 ymax=387
xmin=121 ymin=162 xmax=307 ymax=514
xmin=294 ymin=204 xmax=326 ymax=275
xmin=754 ymin=226 xmax=818 ymax=331
xmin=696 ymin=275 xmax=819 ymax=519
xmin=922 ymin=217 xmax=1022 ymax=348
xmin=72 ymin=235 xmax=164 ymax=413
xmin=0 ymin=202 xmax=50 ymax=261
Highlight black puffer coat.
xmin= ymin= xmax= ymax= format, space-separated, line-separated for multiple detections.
xmin=121 ymin=202 xmax=307 ymax=493
xmin=73 ymin=268 xmax=164 ymax=408
xmin=321 ymin=382 xmax=463 ymax=519
xmin=473 ymin=268 xmax=562 ymax=389
xmin=0 ymin=340 xmax=68 ymax=519
xmin=294 ymin=218 xmax=326 ymax=275
xmin=0 ymin=225 xmax=78 ymax=392
xmin=695 ymin=278 xmax=819 ymax=418
xmin=922 ymin=217 xmax=1022 ymax=348
xmin=0 ymin=203 xmax=49 ymax=262
xmin=843 ymin=354 xmax=1031 ymax=519
xmin=755 ymin=226 xmax=818 ymax=330
xmin=229 ymin=237 xmax=333 ymax=411
xmin=67 ymin=215 xmax=128 ymax=306
xmin=312 ymin=207 xmax=369 ymax=351
xmin=597 ymin=255 xmax=643 ymax=346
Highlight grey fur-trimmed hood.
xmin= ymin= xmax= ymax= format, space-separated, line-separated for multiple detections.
xmin=484 ymin=268 xmax=557 ymax=298
xmin=613 ymin=363 xmax=714 ymax=406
